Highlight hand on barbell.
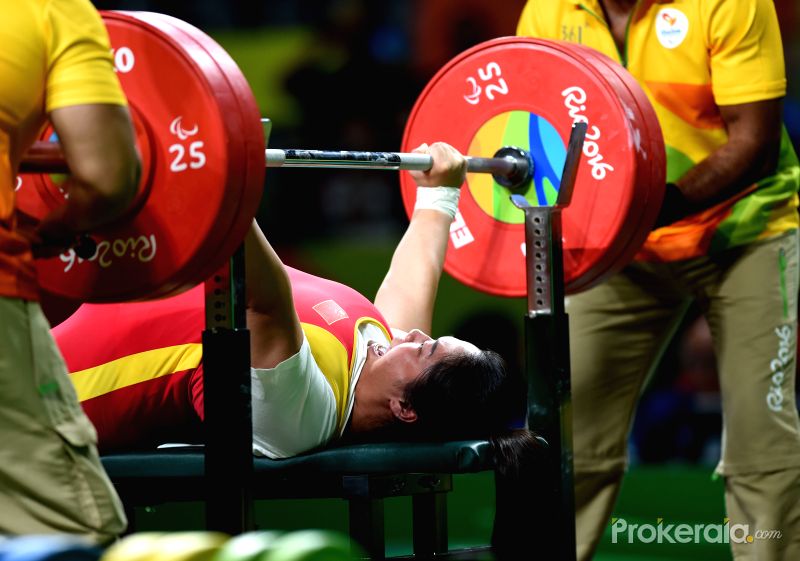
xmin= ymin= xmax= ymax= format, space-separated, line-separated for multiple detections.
xmin=408 ymin=142 xmax=466 ymax=188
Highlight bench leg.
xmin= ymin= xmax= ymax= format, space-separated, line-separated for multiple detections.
xmin=412 ymin=492 xmax=447 ymax=557
xmin=349 ymin=498 xmax=385 ymax=560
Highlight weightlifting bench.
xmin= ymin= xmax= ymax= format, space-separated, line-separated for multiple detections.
xmin=102 ymin=440 xmax=497 ymax=560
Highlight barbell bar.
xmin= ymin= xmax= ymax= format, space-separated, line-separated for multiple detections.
xmin=15 ymin=10 xmax=665 ymax=312
xmin=22 ymin=142 xmax=535 ymax=190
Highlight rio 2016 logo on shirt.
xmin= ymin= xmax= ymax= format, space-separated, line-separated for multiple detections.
xmin=655 ymin=8 xmax=689 ymax=49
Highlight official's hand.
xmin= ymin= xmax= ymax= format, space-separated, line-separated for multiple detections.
xmin=653 ymin=183 xmax=699 ymax=229
xmin=409 ymin=142 xmax=467 ymax=188
xmin=15 ymin=209 xmax=79 ymax=259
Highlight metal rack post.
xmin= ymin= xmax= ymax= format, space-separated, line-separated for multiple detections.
xmin=202 ymin=245 xmax=255 ymax=534
xmin=492 ymin=122 xmax=585 ymax=560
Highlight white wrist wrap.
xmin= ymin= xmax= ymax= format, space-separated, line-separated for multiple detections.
xmin=413 ymin=186 xmax=461 ymax=219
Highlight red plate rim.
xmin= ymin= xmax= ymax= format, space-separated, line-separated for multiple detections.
xmin=544 ymin=40 xmax=663 ymax=292
xmin=538 ymin=40 xmax=651 ymax=292
xmin=563 ymin=44 xmax=665 ymax=292
xmin=106 ymin=11 xmax=246 ymax=299
xmin=141 ymin=11 xmax=265 ymax=292
xmin=102 ymin=11 xmax=251 ymax=300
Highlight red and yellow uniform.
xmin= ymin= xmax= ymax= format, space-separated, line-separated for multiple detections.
xmin=54 ymin=285 xmax=207 ymax=451
xmin=55 ymin=267 xmax=391 ymax=456
xmin=283 ymin=267 xmax=391 ymax=436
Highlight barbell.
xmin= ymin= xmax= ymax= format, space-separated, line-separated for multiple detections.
xmin=23 ymin=139 xmax=535 ymax=188
xmin=16 ymin=10 xmax=665 ymax=307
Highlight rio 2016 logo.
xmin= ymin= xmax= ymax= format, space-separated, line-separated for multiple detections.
xmin=561 ymin=86 xmax=615 ymax=180
xmin=655 ymin=8 xmax=689 ymax=49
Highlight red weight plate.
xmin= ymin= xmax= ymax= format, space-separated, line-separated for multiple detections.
xmin=544 ymin=41 xmax=665 ymax=293
xmin=20 ymin=103 xmax=154 ymax=218
xmin=101 ymin=13 xmax=241 ymax=300
xmin=134 ymin=12 xmax=265 ymax=293
xmin=573 ymin=46 xmax=666 ymax=279
xmin=560 ymin=45 xmax=665 ymax=292
xmin=401 ymin=37 xmax=652 ymax=297
xmin=18 ymin=12 xmax=257 ymax=303
xmin=100 ymin=11 xmax=252 ymax=301
xmin=109 ymin=12 xmax=256 ymax=300
xmin=530 ymin=40 xmax=652 ymax=293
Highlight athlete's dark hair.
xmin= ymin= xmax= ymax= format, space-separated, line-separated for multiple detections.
xmin=402 ymin=349 xmax=544 ymax=475
xmin=404 ymin=349 xmax=514 ymax=437
xmin=339 ymin=348 xmax=543 ymax=474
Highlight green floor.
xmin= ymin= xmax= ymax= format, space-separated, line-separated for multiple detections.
xmin=132 ymin=464 xmax=732 ymax=560
xmin=594 ymin=465 xmax=730 ymax=561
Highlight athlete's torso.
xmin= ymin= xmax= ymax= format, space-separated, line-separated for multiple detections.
xmin=54 ymin=266 xmax=391 ymax=452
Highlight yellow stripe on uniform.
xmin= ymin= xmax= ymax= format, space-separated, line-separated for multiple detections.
xmin=71 ymin=344 xmax=203 ymax=401
xmin=302 ymin=322 xmax=350 ymax=430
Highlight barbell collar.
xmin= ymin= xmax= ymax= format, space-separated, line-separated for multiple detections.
xmin=487 ymin=147 xmax=534 ymax=191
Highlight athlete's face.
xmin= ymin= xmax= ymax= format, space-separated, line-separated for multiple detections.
xmin=366 ymin=329 xmax=481 ymax=389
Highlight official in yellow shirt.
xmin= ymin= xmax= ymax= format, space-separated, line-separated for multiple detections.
xmin=517 ymin=1 xmax=800 ymax=560
xmin=0 ymin=0 xmax=139 ymax=543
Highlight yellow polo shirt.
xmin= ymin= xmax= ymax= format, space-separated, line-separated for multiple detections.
xmin=517 ymin=0 xmax=800 ymax=261
xmin=0 ymin=0 xmax=126 ymax=300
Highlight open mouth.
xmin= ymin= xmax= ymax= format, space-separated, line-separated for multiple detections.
xmin=370 ymin=342 xmax=387 ymax=357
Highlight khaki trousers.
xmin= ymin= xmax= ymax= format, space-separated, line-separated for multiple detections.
xmin=0 ymin=297 xmax=126 ymax=543
xmin=567 ymin=230 xmax=800 ymax=560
